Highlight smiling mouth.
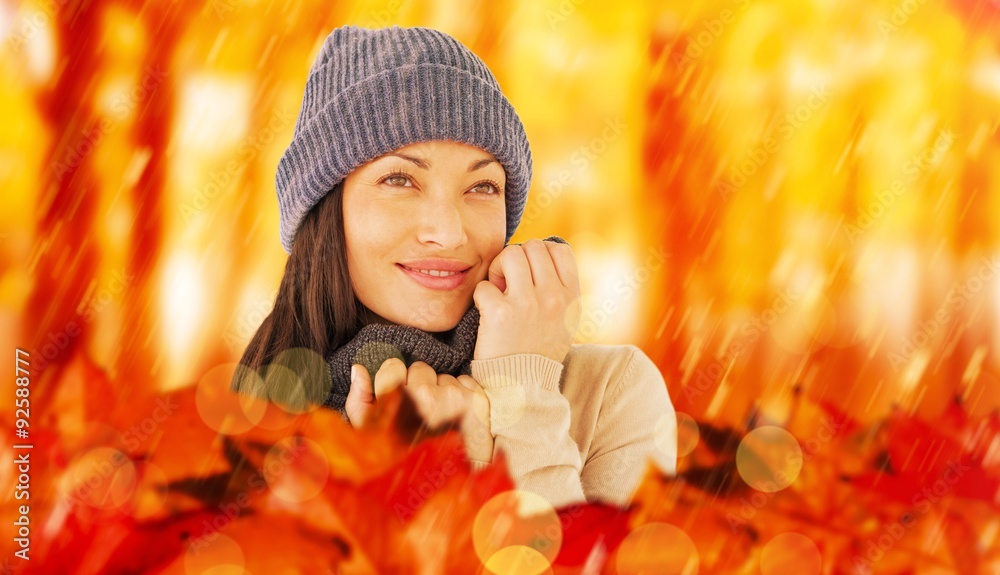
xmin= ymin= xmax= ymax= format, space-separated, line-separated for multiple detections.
xmin=398 ymin=264 xmax=466 ymax=277
xmin=396 ymin=264 xmax=471 ymax=291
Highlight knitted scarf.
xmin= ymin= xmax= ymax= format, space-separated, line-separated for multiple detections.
xmin=322 ymin=236 xmax=568 ymax=421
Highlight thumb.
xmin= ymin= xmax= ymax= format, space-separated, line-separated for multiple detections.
xmin=473 ymin=279 xmax=503 ymax=312
xmin=345 ymin=364 xmax=376 ymax=428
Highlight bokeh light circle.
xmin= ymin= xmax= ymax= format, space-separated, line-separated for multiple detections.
xmin=736 ymin=426 xmax=802 ymax=492
xmin=484 ymin=545 xmax=553 ymax=575
xmin=653 ymin=413 xmax=677 ymax=460
xmin=183 ymin=533 xmax=245 ymax=575
xmin=472 ymin=490 xmax=562 ymax=567
xmin=196 ymin=362 xmax=267 ymax=434
xmin=354 ymin=341 xmax=405 ymax=383
xmin=760 ymin=532 xmax=821 ymax=575
xmin=616 ymin=522 xmax=699 ymax=575
xmin=674 ymin=412 xmax=700 ymax=457
xmin=264 ymin=436 xmax=330 ymax=503
xmin=263 ymin=347 xmax=331 ymax=414
xmin=63 ymin=447 xmax=137 ymax=509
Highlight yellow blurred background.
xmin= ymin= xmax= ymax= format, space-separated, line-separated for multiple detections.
xmin=3 ymin=0 xmax=997 ymax=427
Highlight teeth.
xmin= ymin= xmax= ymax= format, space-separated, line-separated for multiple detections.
xmin=405 ymin=266 xmax=461 ymax=277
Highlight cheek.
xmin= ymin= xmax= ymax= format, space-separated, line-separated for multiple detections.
xmin=469 ymin=201 xmax=506 ymax=236
xmin=471 ymin=231 xmax=506 ymax=282
xmin=343 ymin=193 xmax=388 ymax=249
xmin=344 ymin=192 xmax=406 ymax=237
xmin=342 ymin=201 xmax=380 ymax=284
xmin=344 ymin=226 xmax=383 ymax=277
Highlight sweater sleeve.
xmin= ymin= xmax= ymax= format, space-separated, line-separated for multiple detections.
xmin=580 ymin=346 xmax=677 ymax=506
xmin=466 ymin=353 xmax=587 ymax=508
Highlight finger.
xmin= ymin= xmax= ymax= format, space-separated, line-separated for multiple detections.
xmin=345 ymin=364 xmax=375 ymax=428
xmin=349 ymin=364 xmax=375 ymax=404
xmin=543 ymin=240 xmax=580 ymax=291
xmin=404 ymin=378 xmax=462 ymax=428
xmin=473 ymin=278 xmax=503 ymax=312
xmin=429 ymin=381 xmax=466 ymax=423
xmin=488 ymin=245 xmax=532 ymax=295
xmin=521 ymin=239 xmax=561 ymax=290
xmin=485 ymin=249 xmax=507 ymax=293
xmin=373 ymin=357 xmax=407 ymax=398
xmin=455 ymin=374 xmax=478 ymax=391
xmin=433 ymin=375 xmax=465 ymax=412
xmin=437 ymin=373 xmax=460 ymax=387
xmin=402 ymin=362 xmax=440 ymax=426
xmin=406 ymin=361 xmax=438 ymax=387
xmin=456 ymin=375 xmax=488 ymax=404
xmin=456 ymin=375 xmax=491 ymax=428
xmin=402 ymin=384 xmax=439 ymax=426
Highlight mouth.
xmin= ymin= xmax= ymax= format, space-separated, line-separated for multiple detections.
xmin=396 ymin=263 xmax=471 ymax=291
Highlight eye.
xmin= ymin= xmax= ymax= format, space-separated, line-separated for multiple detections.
xmin=470 ymin=179 xmax=503 ymax=196
xmin=379 ymin=170 xmax=413 ymax=187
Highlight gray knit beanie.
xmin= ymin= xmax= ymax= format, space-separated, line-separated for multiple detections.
xmin=275 ymin=25 xmax=533 ymax=254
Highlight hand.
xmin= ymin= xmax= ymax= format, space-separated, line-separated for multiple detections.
xmin=472 ymin=238 xmax=582 ymax=364
xmin=345 ymin=358 xmax=494 ymax=462
xmin=344 ymin=360 xmax=402 ymax=429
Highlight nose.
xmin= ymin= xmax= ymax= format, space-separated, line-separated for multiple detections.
xmin=415 ymin=193 xmax=467 ymax=249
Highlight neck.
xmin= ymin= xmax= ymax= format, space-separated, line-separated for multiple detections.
xmin=430 ymin=328 xmax=454 ymax=343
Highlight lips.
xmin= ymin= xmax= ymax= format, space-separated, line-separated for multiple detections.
xmin=396 ymin=258 xmax=473 ymax=272
xmin=399 ymin=265 xmax=464 ymax=277
xmin=397 ymin=263 xmax=470 ymax=291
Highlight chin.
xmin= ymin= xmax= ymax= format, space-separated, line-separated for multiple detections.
xmin=416 ymin=315 xmax=461 ymax=333
xmin=381 ymin=291 xmax=472 ymax=331
xmin=403 ymin=304 xmax=464 ymax=332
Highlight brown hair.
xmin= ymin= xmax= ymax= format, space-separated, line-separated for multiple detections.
xmin=230 ymin=182 xmax=365 ymax=410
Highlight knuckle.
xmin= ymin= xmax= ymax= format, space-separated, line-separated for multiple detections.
xmin=408 ymin=361 xmax=436 ymax=379
xmin=382 ymin=357 xmax=405 ymax=368
xmin=503 ymin=244 xmax=523 ymax=259
xmin=468 ymin=384 xmax=484 ymax=398
xmin=523 ymin=238 xmax=544 ymax=250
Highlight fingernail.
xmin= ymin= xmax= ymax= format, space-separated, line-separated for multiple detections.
xmin=351 ymin=365 xmax=357 ymax=383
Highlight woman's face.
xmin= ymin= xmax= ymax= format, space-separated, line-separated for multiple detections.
xmin=342 ymin=140 xmax=508 ymax=333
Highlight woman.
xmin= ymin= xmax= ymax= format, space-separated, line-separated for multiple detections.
xmin=232 ymin=25 xmax=676 ymax=508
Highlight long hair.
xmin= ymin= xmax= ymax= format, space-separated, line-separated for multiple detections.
xmin=230 ymin=182 xmax=365 ymax=410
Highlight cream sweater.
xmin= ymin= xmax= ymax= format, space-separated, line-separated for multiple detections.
xmin=466 ymin=344 xmax=677 ymax=508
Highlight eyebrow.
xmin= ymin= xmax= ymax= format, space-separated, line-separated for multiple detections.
xmin=387 ymin=153 xmax=497 ymax=172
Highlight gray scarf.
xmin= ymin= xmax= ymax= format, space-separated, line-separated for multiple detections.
xmin=323 ymin=236 xmax=568 ymax=421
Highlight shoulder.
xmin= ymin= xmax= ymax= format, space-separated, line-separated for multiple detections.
xmin=563 ymin=342 xmax=641 ymax=374
xmin=561 ymin=343 xmax=670 ymax=406
xmin=564 ymin=343 xmax=662 ymax=386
